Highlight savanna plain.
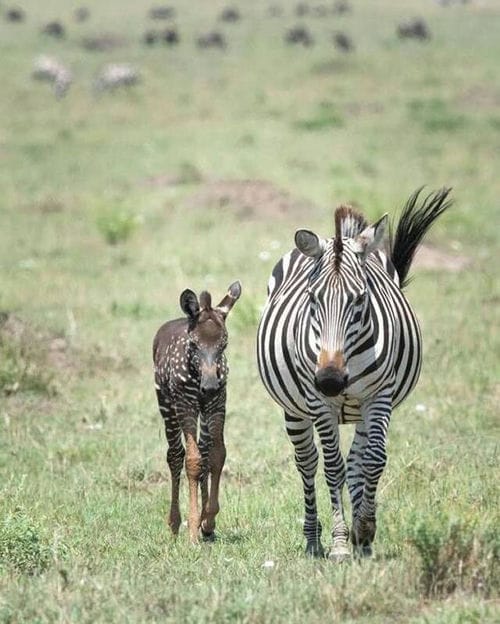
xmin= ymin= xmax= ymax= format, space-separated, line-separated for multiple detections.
xmin=0 ymin=0 xmax=499 ymax=622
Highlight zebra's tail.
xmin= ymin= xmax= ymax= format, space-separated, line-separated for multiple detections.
xmin=390 ymin=187 xmax=453 ymax=289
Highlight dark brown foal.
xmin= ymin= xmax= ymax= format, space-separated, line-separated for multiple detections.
xmin=153 ymin=281 xmax=241 ymax=543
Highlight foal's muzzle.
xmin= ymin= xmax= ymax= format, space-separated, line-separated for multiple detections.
xmin=200 ymin=376 xmax=220 ymax=396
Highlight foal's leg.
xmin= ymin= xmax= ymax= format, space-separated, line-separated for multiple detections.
xmin=156 ymin=389 xmax=184 ymax=535
xmin=285 ymin=412 xmax=324 ymax=557
xmin=200 ymin=399 xmax=226 ymax=539
xmin=179 ymin=408 xmax=202 ymax=544
xmin=198 ymin=414 xmax=211 ymax=536
xmin=352 ymin=392 xmax=391 ymax=557
xmin=315 ymin=411 xmax=350 ymax=562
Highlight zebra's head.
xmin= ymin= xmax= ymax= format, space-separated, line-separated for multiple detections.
xmin=180 ymin=281 xmax=241 ymax=397
xmin=295 ymin=208 xmax=388 ymax=397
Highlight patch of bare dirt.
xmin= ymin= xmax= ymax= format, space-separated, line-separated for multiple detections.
xmin=184 ymin=179 xmax=317 ymax=220
xmin=458 ymin=86 xmax=500 ymax=111
xmin=141 ymin=163 xmax=203 ymax=188
xmin=0 ymin=313 xmax=72 ymax=371
xmin=413 ymin=244 xmax=472 ymax=272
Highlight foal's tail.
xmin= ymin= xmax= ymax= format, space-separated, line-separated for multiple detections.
xmin=390 ymin=187 xmax=453 ymax=289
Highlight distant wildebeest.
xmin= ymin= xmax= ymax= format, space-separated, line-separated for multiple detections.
xmin=32 ymin=55 xmax=72 ymax=98
xmin=94 ymin=63 xmax=140 ymax=92
xmin=397 ymin=18 xmax=431 ymax=41
xmin=219 ymin=7 xmax=241 ymax=23
xmin=332 ymin=1 xmax=351 ymax=14
xmin=74 ymin=6 xmax=90 ymax=23
xmin=149 ymin=5 xmax=175 ymax=20
xmin=333 ymin=31 xmax=354 ymax=52
xmin=5 ymin=6 xmax=25 ymax=22
xmin=257 ymin=188 xmax=452 ymax=560
xmin=162 ymin=27 xmax=180 ymax=45
xmin=285 ymin=25 xmax=314 ymax=47
xmin=153 ymin=282 xmax=242 ymax=542
xmin=41 ymin=21 xmax=65 ymax=39
xmin=196 ymin=31 xmax=227 ymax=50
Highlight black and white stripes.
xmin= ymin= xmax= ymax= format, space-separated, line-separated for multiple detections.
xmin=257 ymin=189 xmax=452 ymax=559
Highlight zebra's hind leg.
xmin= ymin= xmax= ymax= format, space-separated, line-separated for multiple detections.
xmin=285 ymin=412 xmax=324 ymax=558
xmin=315 ymin=412 xmax=350 ymax=563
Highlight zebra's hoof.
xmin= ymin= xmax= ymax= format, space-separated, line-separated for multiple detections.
xmin=353 ymin=543 xmax=373 ymax=559
xmin=328 ymin=545 xmax=351 ymax=563
xmin=305 ymin=541 xmax=325 ymax=558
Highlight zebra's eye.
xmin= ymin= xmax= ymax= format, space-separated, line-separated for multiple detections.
xmin=354 ymin=293 xmax=365 ymax=305
xmin=307 ymin=288 xmax=316 ymax=303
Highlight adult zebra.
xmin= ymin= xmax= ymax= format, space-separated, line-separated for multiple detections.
xmin=257 ymin=188 xmax=452 ymax=560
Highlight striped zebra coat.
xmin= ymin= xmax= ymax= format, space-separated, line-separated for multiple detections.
xmin=257 ymin=188 xmax=452 ymax=559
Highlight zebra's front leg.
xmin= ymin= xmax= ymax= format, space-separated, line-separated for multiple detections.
xmin=285 ymin=412 xmax=324 ymax=558
xmin=352 ymin=395 xmax=391 ymax=558
xmin=315 ymin=412 xmax=350 ymax=562
xmin=346 ymin=422 xmax=368 ymax=523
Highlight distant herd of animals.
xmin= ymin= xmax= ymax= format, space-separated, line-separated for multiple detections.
xmin=0 ymin=2 xmax=457 ymax=98
xmin=153 ymin=187 xmax=452 ymax=559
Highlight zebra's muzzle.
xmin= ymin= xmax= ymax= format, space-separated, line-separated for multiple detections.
xmin=314 ymin=366 xmax=348 ymax=397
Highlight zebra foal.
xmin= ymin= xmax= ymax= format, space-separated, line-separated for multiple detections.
xmin=153 ymin=281 xmax=241 ymax=543
xmin=257 ymin=188 xmax=452 ymax=560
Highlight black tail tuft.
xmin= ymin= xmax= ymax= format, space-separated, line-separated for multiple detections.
xmin=390 ymin=187 xmax=453 ymax=289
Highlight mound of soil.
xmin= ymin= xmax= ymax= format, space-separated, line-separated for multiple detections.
xmin=184 ymin=179 xmax=317 ymax=220
xmin=0 ymin=313 xmax=71 ymax=371
xmin=413 ymin=244 xmax=471 ymax=272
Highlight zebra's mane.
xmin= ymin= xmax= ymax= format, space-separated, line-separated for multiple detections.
xmin=333 ymin=205 xmax=368 ymax=270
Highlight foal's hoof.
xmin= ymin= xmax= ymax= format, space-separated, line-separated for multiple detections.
xmin=305 ymin=541 xmax=325 ymax=558
xmin=328 ymin=545 xmax=351 ymax=563
xmin=200 ymin=528 xmax=216 ymax=542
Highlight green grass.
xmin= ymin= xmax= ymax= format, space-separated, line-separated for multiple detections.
xmin=1 ymin=0 xmax=499 ymax=622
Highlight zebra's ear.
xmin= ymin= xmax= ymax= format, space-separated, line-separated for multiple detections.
xmin=295 ymin=230 xmax=326 ymax=259
xmin=216 ymin=280 xmax=242 ymax=317
xmin=353 ymin=214 xmax=388 ymax=261
xmin=180 ymin=289 xmax=200 ymax=320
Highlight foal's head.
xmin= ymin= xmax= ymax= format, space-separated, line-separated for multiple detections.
xmin=180 ymin=281 xmax=242 ymax=397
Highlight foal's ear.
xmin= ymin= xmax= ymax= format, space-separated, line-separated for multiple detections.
xmin=180 ymin=289 xmax=200 ymax=319
xmin=199 ymin=291 xmax=212 ymax=310
xmin=352 ymin=214 xmax=388 ymax=262
xmin=295 ymin=229 xmax=326 ymax=259
xmin=216 ymin=281 xmax=242 ymax=317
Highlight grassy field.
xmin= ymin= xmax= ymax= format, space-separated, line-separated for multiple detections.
xmin=1 ymin=0 xmax=499 ymax=621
